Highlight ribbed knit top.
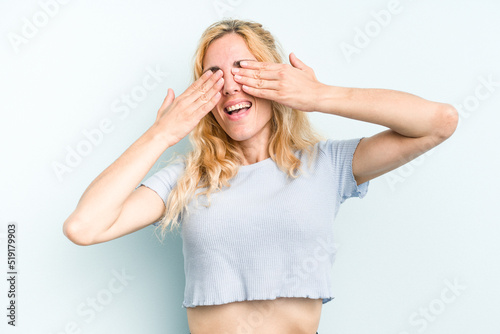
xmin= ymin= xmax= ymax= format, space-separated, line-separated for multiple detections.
xmin=139 ymin=138 xmax=369 ymax=308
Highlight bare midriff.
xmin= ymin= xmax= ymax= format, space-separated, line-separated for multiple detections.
xmin=186 ymin=297 xmax=322 ymax=334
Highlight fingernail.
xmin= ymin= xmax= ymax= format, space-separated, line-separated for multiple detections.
xmin=232 ymin=68 xmax=239 ymax=73
xmin=217 ymin=78 xmax=224 ymax=85
xmin=234 ymin=74 xmax=242 ymax=80
xmin=240 ymin=61 xmax=247 ymax=66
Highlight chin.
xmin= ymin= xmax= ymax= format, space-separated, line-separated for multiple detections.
xmin=226 ymin=132 xmax=252 ymax=143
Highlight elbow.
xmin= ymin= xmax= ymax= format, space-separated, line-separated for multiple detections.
xmin=432 ymin=103 xmax=459 ymax=141
xmin=63 ymin=217 xmax=94 ymax=246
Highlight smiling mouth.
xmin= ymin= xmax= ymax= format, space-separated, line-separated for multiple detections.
xmin=224 ymin=102 xmax=252 ymax=115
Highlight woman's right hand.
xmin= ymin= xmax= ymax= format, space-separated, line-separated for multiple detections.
xmin=152 ymin=69 xmax=224 ymax=146
xmin=63 ymin=70 xmax=224 ymax=246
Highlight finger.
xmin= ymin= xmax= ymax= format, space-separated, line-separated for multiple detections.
xmin=194 ymin=91 xmax=222 ymax=118
xmin=290 ymin=52 xmax=317 ymax=79
xmin=233 ymin=74 xmax=280 ymax=91
xmin=241 ymin=84 xmax=276 ymax=100
xmin=191 ymin=76 xmax=224 ymax=110
xmin=239 ymin=60 xmax=282 ymax=71
xmin=232 ymin=67 xmax=280 ymax=80
xmin=289 ymin=53 xmax=306 ymax=69
xmin=184 ymin=69 xmax=219 ymax=96
xmin=159 ymin=88 xmax=175 ymax=110
xmin=184 ymin=69 xmax=223 ymax=104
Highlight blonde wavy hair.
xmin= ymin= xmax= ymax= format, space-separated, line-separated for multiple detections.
xmin=154 ymin=19 xmax=326 ymax=239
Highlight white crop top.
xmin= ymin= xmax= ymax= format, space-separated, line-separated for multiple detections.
xmin=140 ymin=138 xmax=369 ymax=308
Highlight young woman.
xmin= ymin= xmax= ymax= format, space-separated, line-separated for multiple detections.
xmin=63 ymin=19 xmax=458 ymax=334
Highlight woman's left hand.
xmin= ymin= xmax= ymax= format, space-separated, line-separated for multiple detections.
xmin=232 ymin=53 xmax=324 ymax=112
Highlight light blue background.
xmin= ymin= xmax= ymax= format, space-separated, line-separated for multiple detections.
xmin=1 ymin=0 xmax=499 ymax=333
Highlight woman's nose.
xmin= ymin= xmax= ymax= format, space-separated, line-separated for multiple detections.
xmin=222 ymin=70 xmax=241 ymax=95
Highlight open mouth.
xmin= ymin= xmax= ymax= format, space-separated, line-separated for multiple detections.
xmin=224 ymin=102 xmax=252 ymax=115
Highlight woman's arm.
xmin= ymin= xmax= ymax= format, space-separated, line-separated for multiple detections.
xmin=232 ymin=54 xmax=458 ymax=185
xmin=63 ymin=126 xmax=172 ymax=245
xmin=63 ymin=69 xmax=224 ymax=245
xmin=314 ymin=86 xmax=458 ymax=185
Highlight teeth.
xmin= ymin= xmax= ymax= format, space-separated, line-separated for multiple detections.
xmin=226 ymin=102 xmax=251 ymax=112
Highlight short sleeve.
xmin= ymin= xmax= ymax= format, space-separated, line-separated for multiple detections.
xmin=318 ymin=137 xmax=369 ymax=204
xmin=136 ymin=159 xmax=186 ymax=226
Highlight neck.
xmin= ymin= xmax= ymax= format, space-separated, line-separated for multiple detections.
xmin=231 ymin=124 xmax=272 ymax=166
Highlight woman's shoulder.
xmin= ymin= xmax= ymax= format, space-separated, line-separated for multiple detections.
xmin=314 ymin=137 xmax=364 ymax=157
xmin=148 ymin=155 xmax=187 ymax=182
